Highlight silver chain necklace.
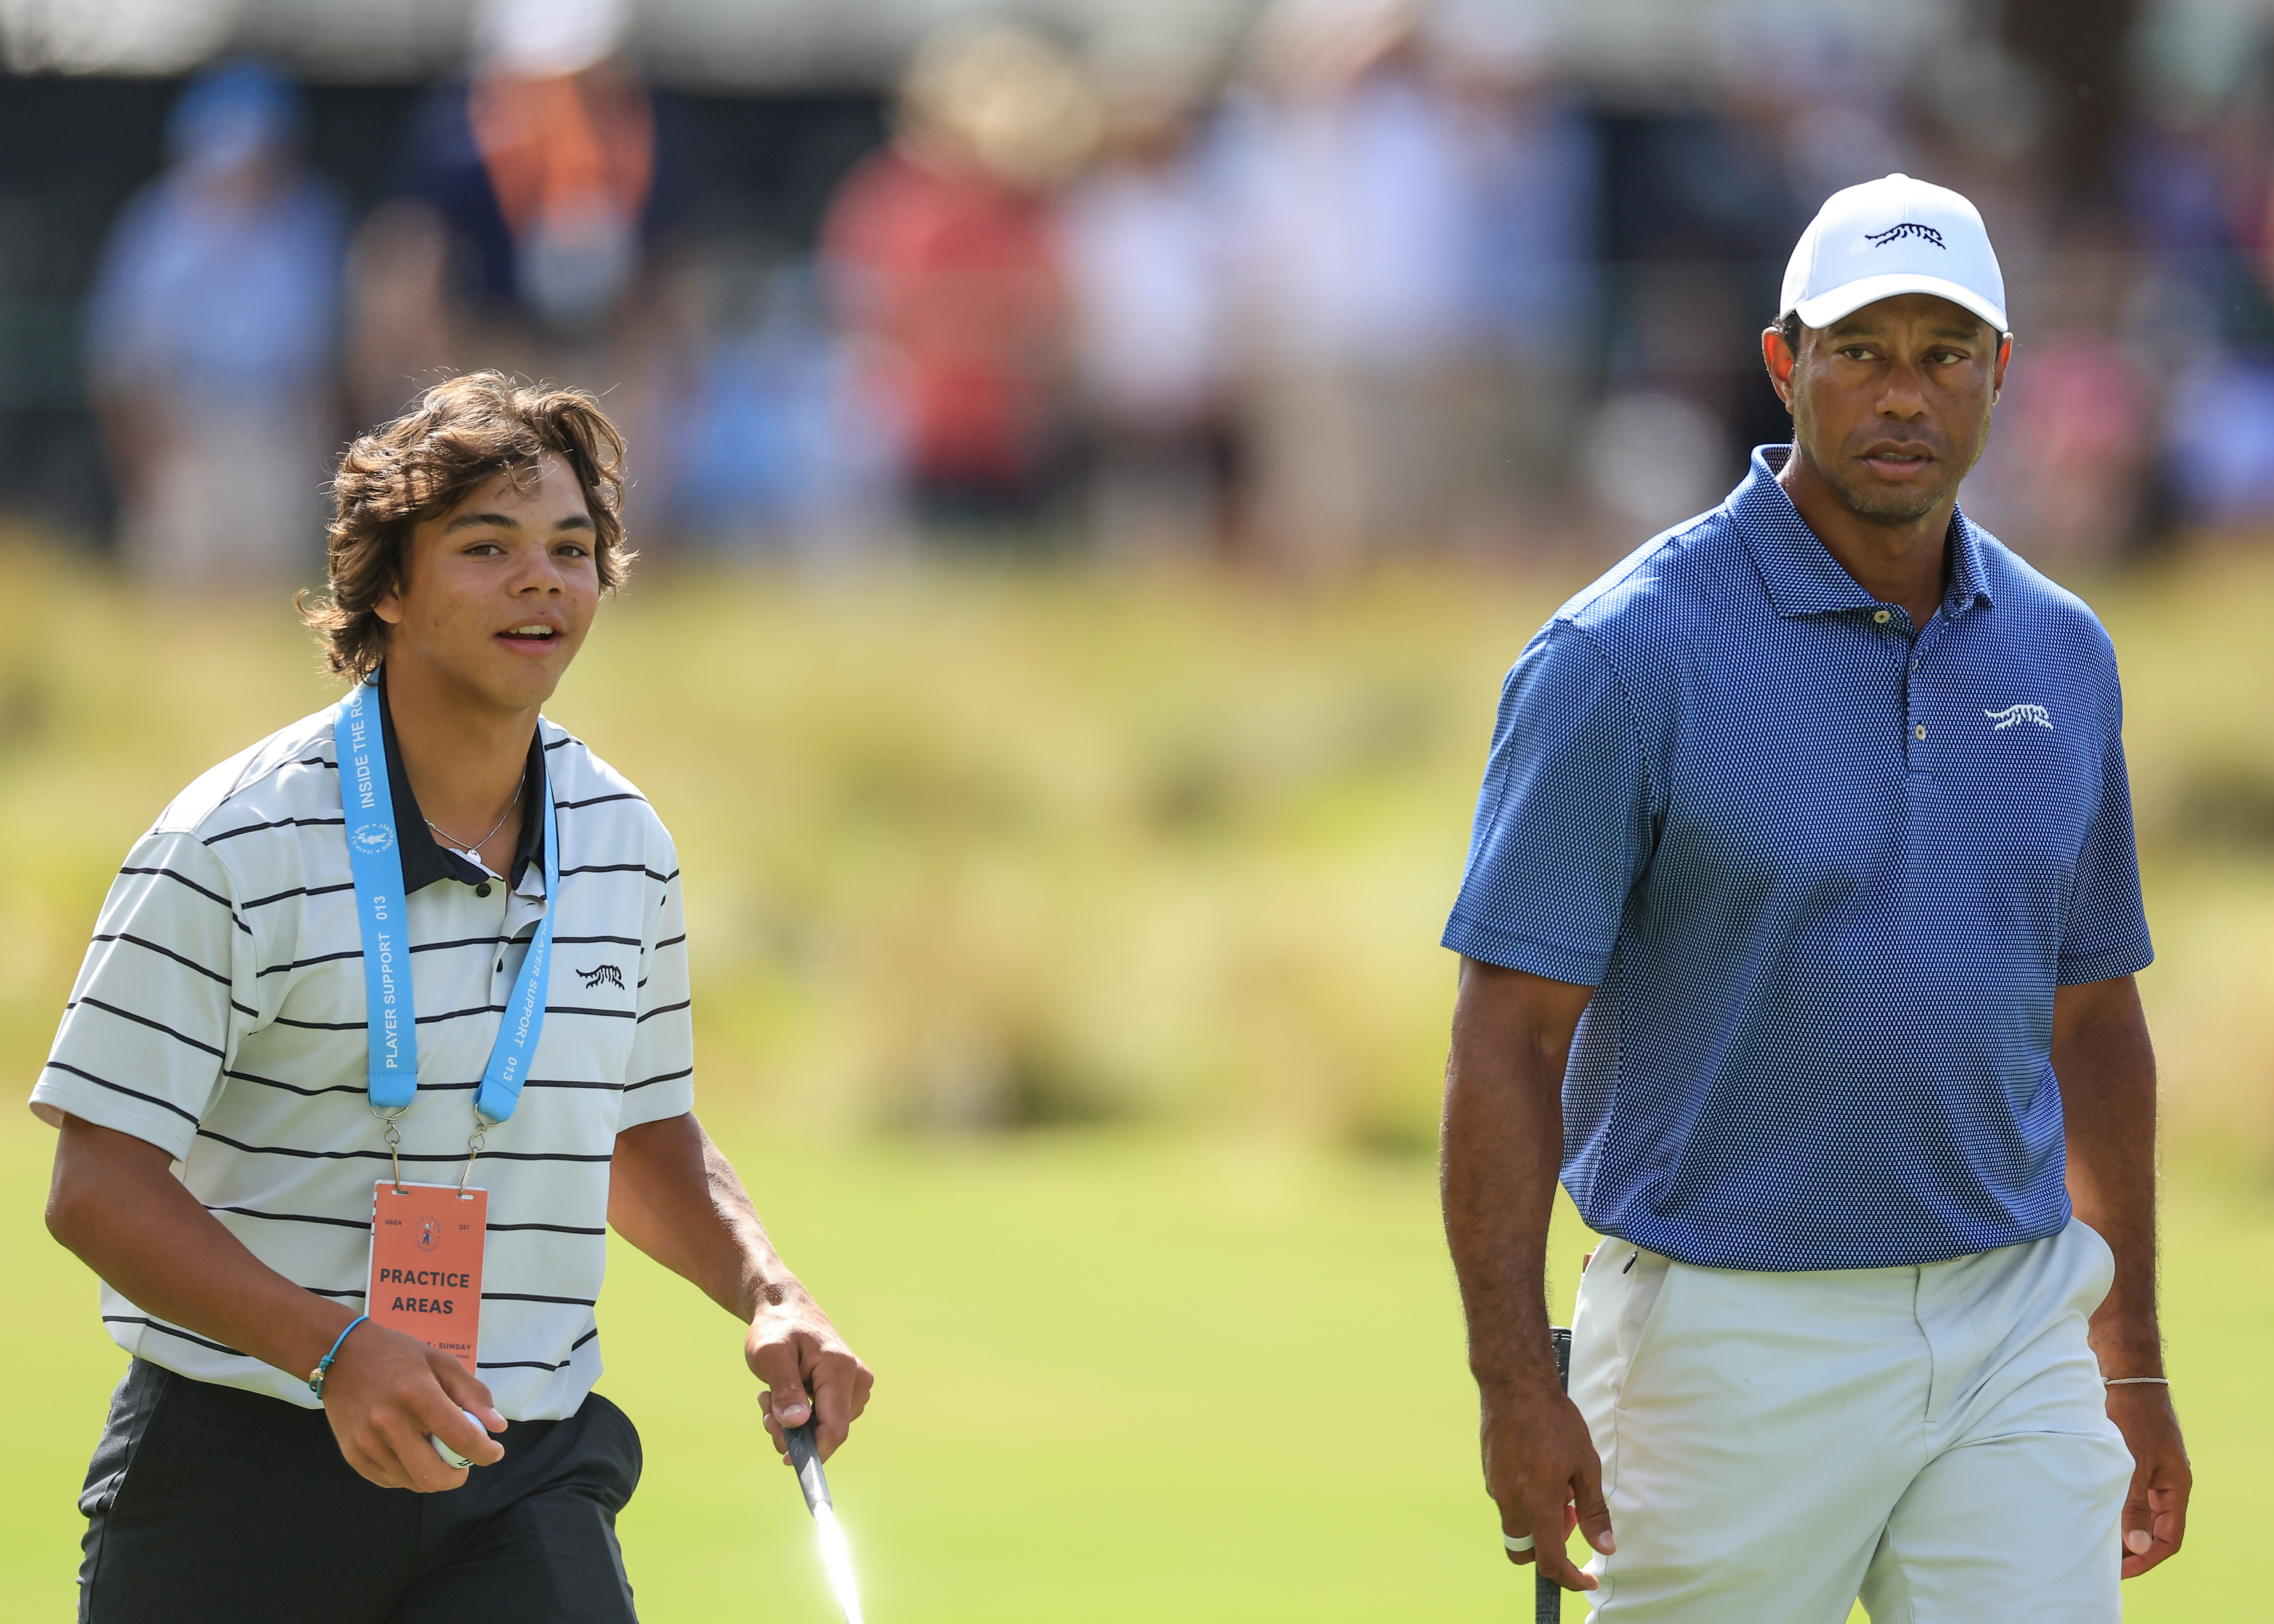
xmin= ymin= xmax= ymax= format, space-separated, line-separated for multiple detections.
xmin=426 ymin=781 xmax=523 ymax=862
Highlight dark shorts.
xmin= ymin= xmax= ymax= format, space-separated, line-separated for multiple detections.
xmin=77 ymin=1359 xmax=643 ymax=1624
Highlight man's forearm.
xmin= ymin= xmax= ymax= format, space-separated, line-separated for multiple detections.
xmin=1441 ymin=961 xmax=1590 ymax=1390
xmin=609 ymin=1113 xmax=800 ymax=1321
xmin=2053 ymin=974 xmax=2163 ymax=1373
xmin=47 ymin=1116 xmax=354 ymax=1379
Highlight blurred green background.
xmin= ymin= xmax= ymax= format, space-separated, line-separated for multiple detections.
xmin=4 ymin=545 xmax=2271 ymax=1620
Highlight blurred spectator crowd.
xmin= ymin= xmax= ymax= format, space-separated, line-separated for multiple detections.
xmin=25 ymin=0 xmax=2274 ymax=583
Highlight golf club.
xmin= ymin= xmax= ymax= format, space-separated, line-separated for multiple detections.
xmin=784 ymin=1417 xmax=866 ymax=1624
xmin=1538 ymin=1324 xmax=1573 ymax=1624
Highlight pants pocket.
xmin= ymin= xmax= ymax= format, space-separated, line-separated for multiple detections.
xmin=1610 ymin=1248 xmax=1673 ymax=1413
xmin=576 ymin=1392 xmax=644 ymax=1509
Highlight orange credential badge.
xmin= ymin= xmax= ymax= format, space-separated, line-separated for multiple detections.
xmin=368 ymin=1182 xmax=488 ymax=1373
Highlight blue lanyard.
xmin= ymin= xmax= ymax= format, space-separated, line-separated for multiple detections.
xmin=334 ymin=679 xmax=558 ymax=1128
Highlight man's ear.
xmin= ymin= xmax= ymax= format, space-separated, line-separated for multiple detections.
xmin=1991 ymin=332 xmax=2014 ymax=401
xmin=1762 ymin=326 xmax=1799 ymax=413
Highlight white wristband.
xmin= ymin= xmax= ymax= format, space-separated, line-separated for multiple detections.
xmin=1503 ymin=1532 xmax=1536 ymax=1553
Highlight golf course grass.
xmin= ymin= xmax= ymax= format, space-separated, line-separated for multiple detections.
xmin=3 ymin=1123 xmax=2264 ymax=1620
xmin=2 ymin=548 xmax=2269 ymax=1618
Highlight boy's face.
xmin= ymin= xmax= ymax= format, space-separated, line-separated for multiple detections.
xmin=374 ymin=454 xmax=600 ymax=713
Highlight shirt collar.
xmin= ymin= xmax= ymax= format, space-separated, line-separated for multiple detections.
xmin=1734 ymin=444 xmax=1995 ymax=622
xmin=377 ymin=667 xmax=547 ymax=894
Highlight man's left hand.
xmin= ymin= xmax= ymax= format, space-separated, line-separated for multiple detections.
xmin=2107 ymin=1383 xmax=2189 ymax=1578
xmin=747 ymin=1285 xmax=874 ymax=1464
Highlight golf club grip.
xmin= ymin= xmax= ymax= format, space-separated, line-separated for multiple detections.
xmin=784 ymin=1419 xmax=832 ymax=1511
xmin=1537 ymin=1326 xmax=1574 ymax=1623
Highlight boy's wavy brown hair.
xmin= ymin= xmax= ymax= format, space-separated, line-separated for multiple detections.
xmin=300 ymin=372 xmax=634 ymax=680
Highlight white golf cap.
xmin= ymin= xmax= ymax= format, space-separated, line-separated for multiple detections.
xmin=1781 ymin=173 xmax=2008 ymax=335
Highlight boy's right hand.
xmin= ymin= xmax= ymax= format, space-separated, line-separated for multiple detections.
xmin=320 ymin=1321 xmax=506 ymax=1490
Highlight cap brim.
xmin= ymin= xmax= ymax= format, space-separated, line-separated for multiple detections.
xmin=1792 ymin=273 xmax=2008 ymax=336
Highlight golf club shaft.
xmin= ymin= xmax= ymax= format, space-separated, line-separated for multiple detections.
xmin=783 ymin=1418 xmax=868 ymax=1624
xmin=784 ymin=1418 xmax=831 ymax=1512
xmin=1537 ymin=1326 xmax=1573 ymax=1623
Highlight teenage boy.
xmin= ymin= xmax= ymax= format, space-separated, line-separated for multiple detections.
xmin=36 ymin=372 xmax=872 ymax=1623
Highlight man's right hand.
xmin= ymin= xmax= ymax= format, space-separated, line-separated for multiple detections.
xmin=1481 ymin=1373 xmax=1614 ymax=1593
xmin=319 ymin=1320 xmax=507 ymax=1491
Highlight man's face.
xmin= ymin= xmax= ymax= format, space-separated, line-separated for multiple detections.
xmin=1767 ymin=293 xmax=2012 ymax=524
xmin=374 ymin=453 xmax=599 ymax=711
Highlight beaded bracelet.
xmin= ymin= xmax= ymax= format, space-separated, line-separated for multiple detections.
xmin=2104 ymin=1376 xmax=2170 ymax=1387
xmin=307 ymin=1314 xmax=368 ymax=1399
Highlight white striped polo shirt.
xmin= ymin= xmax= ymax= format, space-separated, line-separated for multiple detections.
xmin=29 ymin=688 xmax=695 ymax=1420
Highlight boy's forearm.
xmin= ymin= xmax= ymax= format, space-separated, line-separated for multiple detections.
xmin=609 ymin=1112 xmax=800 ymax=1322
xmin=47 ymin=1114 xmax=355 ymax=1379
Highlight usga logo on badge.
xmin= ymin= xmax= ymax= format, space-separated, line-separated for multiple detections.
xmin=351 ymin=823 xmax=395 ymax=855
xmin=418 ymin=1216 xmax=440 ymax=1252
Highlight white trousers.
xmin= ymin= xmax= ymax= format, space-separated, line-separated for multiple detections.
xmin=1569 ymin=1219 xmax=2134 ymax=1622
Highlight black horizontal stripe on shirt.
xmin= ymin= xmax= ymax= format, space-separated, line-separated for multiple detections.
xmin=205 ymin=815 xmax=346 ymax=845
xmin=555 ymin=792 xmax=644 ymax=810
xmin=266 ymin=1006 xmax=528 ymax=1031
xmin=207 ymin=1202 xmax=369 ymax=1230
xmin=43 ymin=1061 xmax=205 ymax=1125
xmin=252 ymin=935 xmax=546 ymax=980
xmin=478 ymin=1326 xmax=597 ymax=1372
xmin=69 ymin=997 xmax=225 ymax=1058
xmin=548 ymin=1004 xmax=634 ymax=1021
xmin=554 ymin=934 xmax=641 ymax=948
xmin=258 ymin=947 xmax=361 ymax=977
xmin=414 ymin=935 xmax=511 ymax=955
xmin=655 ymin=933 xmax=687 ymax=950
xmin=223 ymin=1067 xmax=364 ymax=1098
xmin=636 ymin=999 xmax=691 ymax=1024
xmin=419 ymin=1002 xmax=508 ymax=1026
xmin=625 ymin=1065 xmax=692 ymax=1093
xmin=104 ymin=1315 xmax=242 ymax=1358
xmin=544 ymin=736 xmax=574 ymax=751
xmin=95 ymin=932 xmax=231 ymax=985
xmin=119 ymin=865 xmax=243 ymax=923
xmin=242 ymin=881 xmax=355 ymax=910
xmin=482 ymin=1291 xmax=597 ymax=1307
xmin=222 ymin=1075 xmax=634 ymax=1096
xmin=305 ymin=1286 xmax=365 ymax=1299
xmin=213 ymin=1202 xmax=602 ymax=1237
xmin=558 ymin=863 xmax=678 ymax=883
xmin=228 ymin=1074 xmax=515 ymax=1098
xmin=194 ymin=1130 xmax=611 ymax=1164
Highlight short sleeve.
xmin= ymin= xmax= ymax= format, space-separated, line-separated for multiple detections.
xmin=619 ymin=835 xmax=695 ymax=1128
xmin=1442 ymin=622 xmax=1655 ymax=986
xmin=31 ymin=828 xmax=247 ymax=1157
xmin=2056 ymin=718 xmax=2154 ymax=986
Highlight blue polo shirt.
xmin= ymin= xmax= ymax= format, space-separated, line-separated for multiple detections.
xmin=1445 ymin=445 xmax=2153 ymax=1271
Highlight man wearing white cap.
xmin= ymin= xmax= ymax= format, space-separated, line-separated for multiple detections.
xmin=1439 ymin=174 xmax=2191 ymax=1619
